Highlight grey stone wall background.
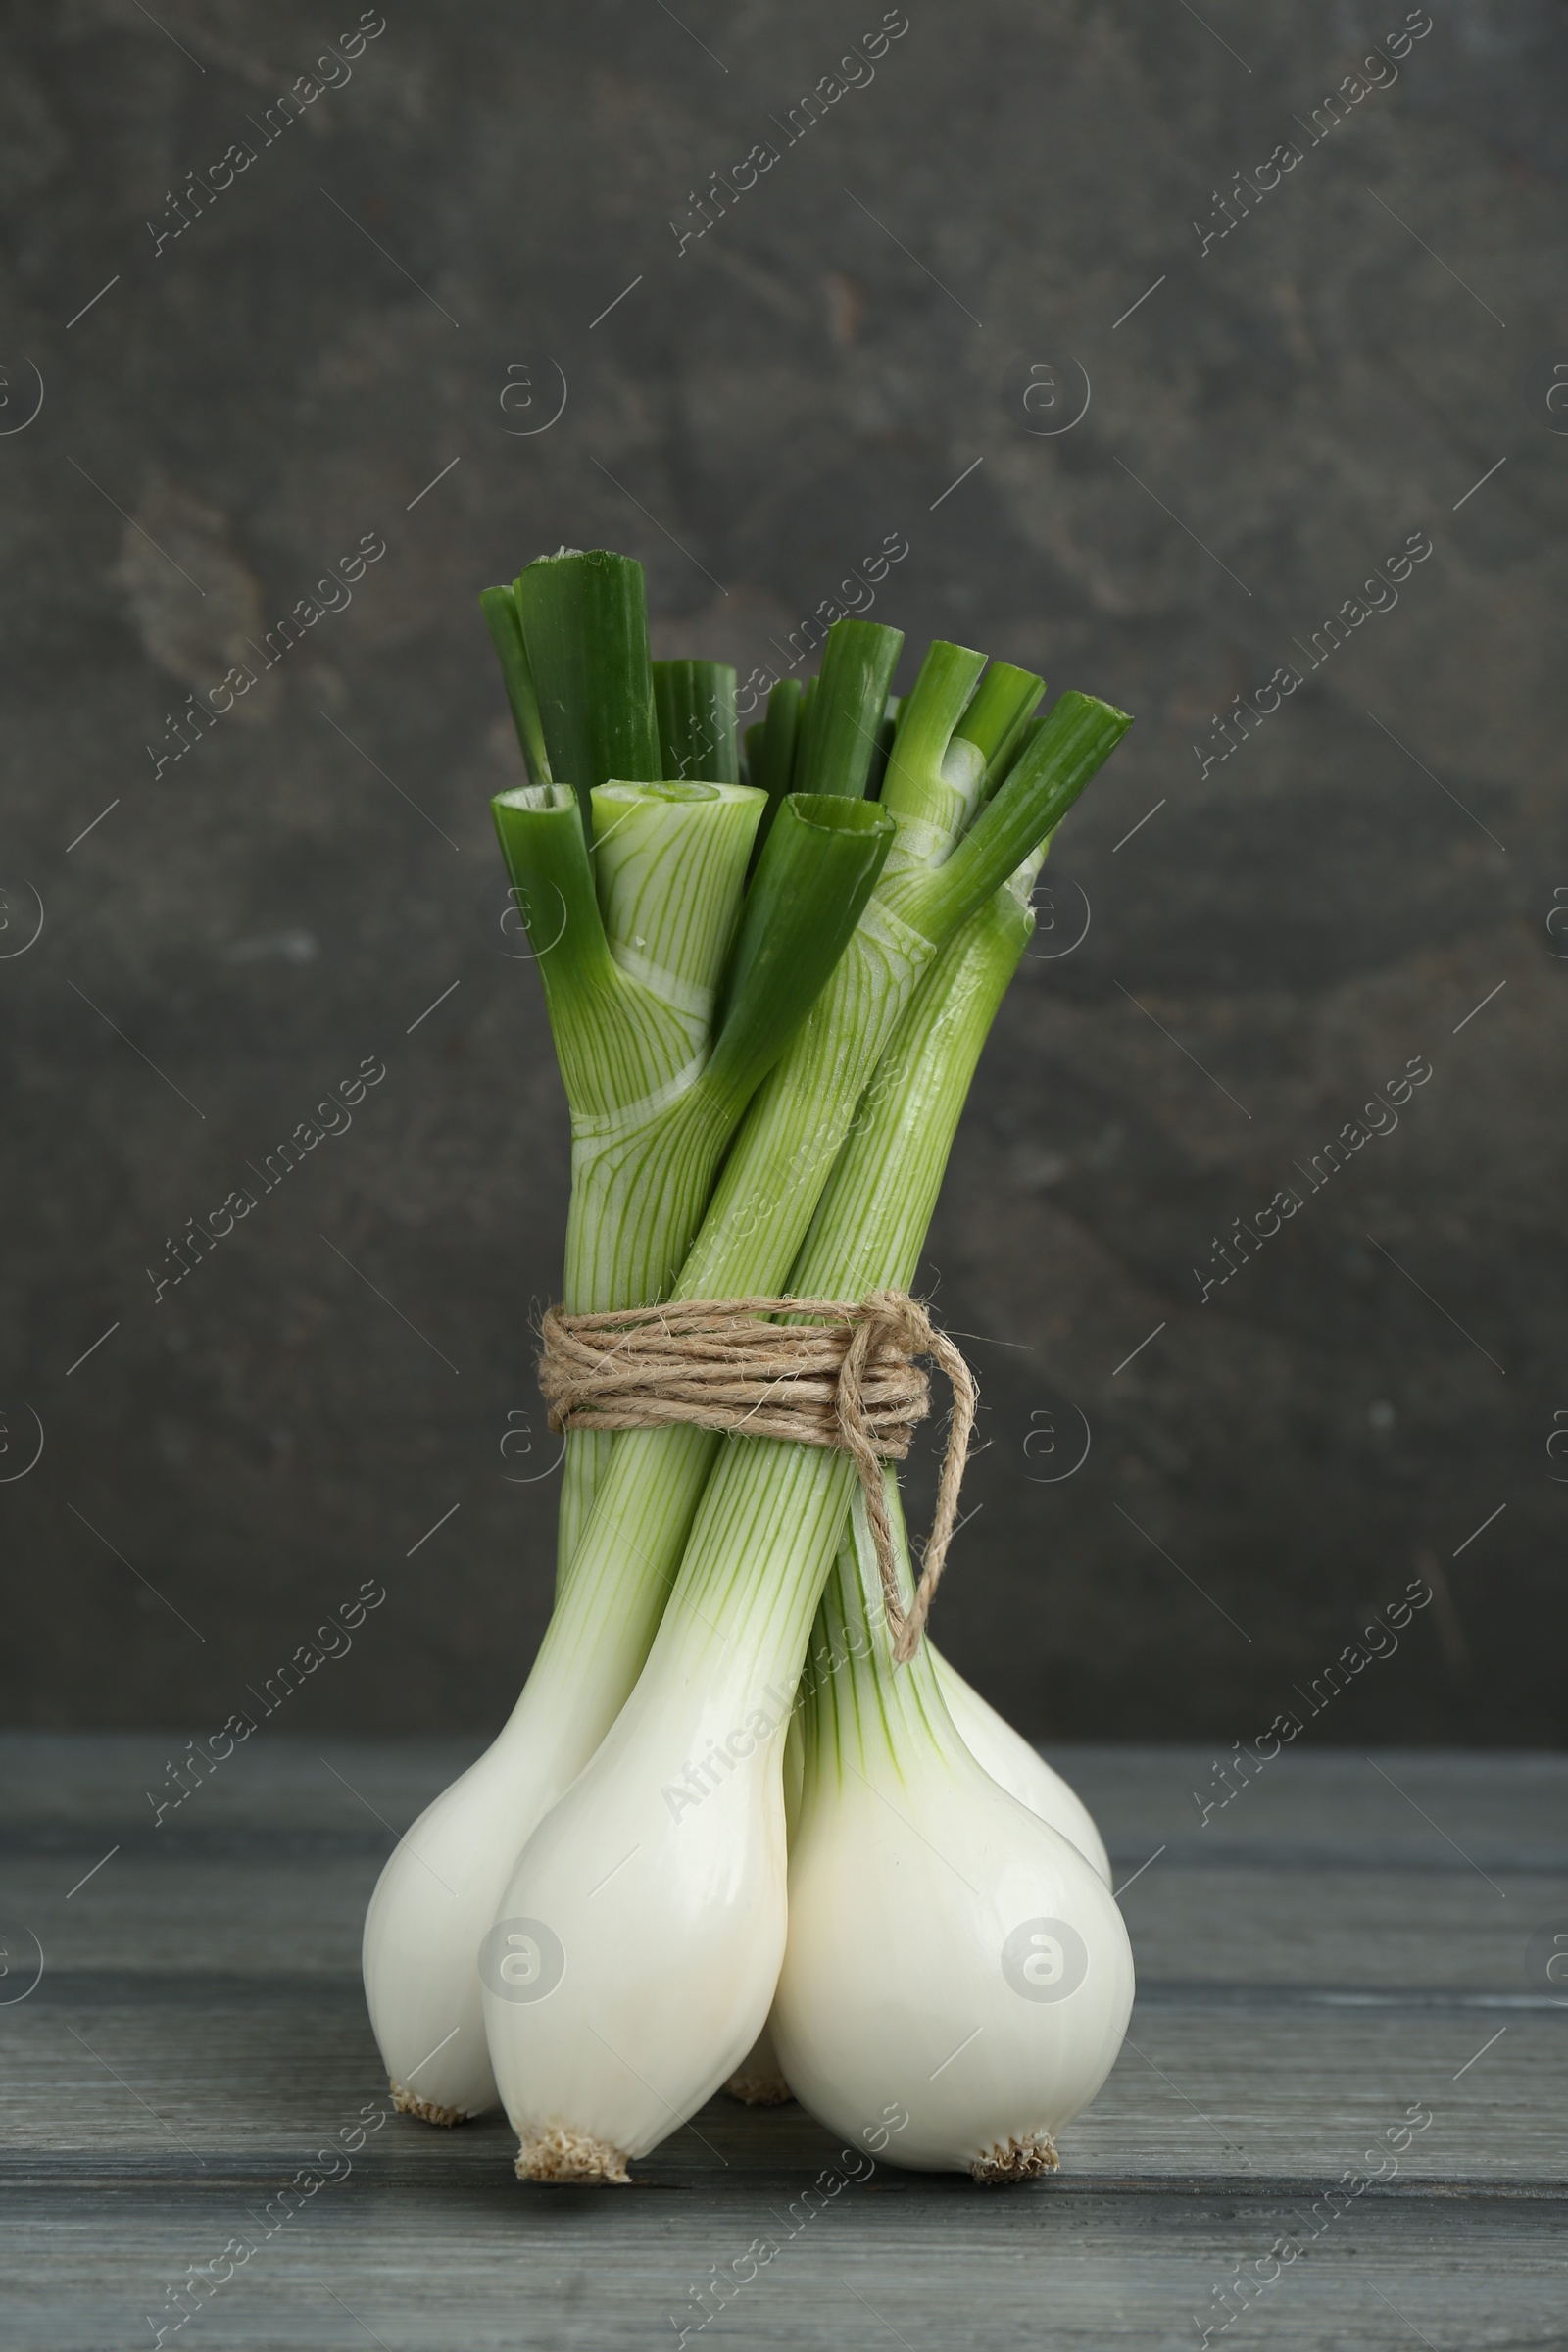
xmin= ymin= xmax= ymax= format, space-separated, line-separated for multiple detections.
xmin=2 ymin=0 xmax=1563 ymax=1744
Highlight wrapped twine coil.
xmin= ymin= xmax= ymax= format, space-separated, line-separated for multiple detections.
xmin=537 ymin=1290 xmax=977 ymax=1663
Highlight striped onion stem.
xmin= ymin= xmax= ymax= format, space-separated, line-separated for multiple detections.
xmin=494 ymin=776 xmax=752 ymax=1574
xmin=801 ymin=1474 xmax=961 ymax=1821
xmin=493 ymin=779 xmax=891 ymax=1580
xmin=802 ymin=1474 xmax=1113 ymax=1883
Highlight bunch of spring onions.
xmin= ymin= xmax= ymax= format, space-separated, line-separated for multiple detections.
xmin=362 ymin=547 xmax=1135 ymax=2182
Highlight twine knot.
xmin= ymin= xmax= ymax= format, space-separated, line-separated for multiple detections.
xmin=537 ymin=1290 xmax=977 ymax=1661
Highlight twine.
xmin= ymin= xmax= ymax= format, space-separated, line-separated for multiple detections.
xmin=538 ymin=1291 xmax=977 ymax=1662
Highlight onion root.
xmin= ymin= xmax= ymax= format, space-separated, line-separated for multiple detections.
xmin=969 ymin=2132 xmax=1060 ymax=2185
xmin=724 ymin=2063 xmax=794 ymax=2106
xmin=389 ymin=2080 xmax=467 ymax=2128
xmin=514 ymin=2127 xmax=632 ymax=2185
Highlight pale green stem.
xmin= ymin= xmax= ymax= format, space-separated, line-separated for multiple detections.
xmin=518 ymin=880 xmax=1033 ymax=1773
xmin=799 ymin=1472 xmax=953 ymax=1789
xmin=495 ymin=780 xmax=762 ymax=1578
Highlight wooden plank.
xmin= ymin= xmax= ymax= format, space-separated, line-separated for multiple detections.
xmin=4 ymin=1984 xmax=1561 ymax=2183
xmin=1 ymin=2164 xmax=1564 ymax=2351
xmin=1115 ymin=1861 xmax=1564 ymax=1990
xmin=1057 ymin=1743 xmax=1568 ymax=1870
xmin=0 ymin=1731 xmax=482 ymax=1833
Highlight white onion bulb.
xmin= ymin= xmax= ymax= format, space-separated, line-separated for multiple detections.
xmin=361 ymin=1562 xmax=674 ymax=2122
xmin=481 ymin=1446 xmax=860 ymax=2180
xmin=771 ymin=1485 xmax=1134 ymax=2179
xmin=725 ymin=1530 xmax=1112 ymax=2108
xmin=480 ymin=1642 xmax=794 ymax=2178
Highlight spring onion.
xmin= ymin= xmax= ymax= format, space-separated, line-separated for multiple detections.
xmin=772 ymin=1473 xmax=1134 ymax=2177
xmin=725 ymin=1551 xmax=1111 ymax=2108
xmin=362 ymin=561 xmax=891 ymax=2124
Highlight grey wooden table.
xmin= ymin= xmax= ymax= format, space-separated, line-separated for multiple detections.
xmin=3 ymin=1734 xmax=1564 ymax=2349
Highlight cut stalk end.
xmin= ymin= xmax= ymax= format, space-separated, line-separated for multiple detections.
xmin=390 ymin=2079 xmax=468 ymax=2128
xmin=969 ymin=2132 xmax=1060 ymax=2185
xmin=514 ymin=2127 xmax=632 ymax=2184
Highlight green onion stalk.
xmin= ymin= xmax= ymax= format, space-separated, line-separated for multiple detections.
xmin=766 ymin=1458 xmax=1134 ymax=2180
xmin=491 ymin=784 xmax=889 ymax=1574
xmin=485 ymin=552 xmax=890 ymax=1579
xmin=483 ymin=846 xmax=1097 ymax=2176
